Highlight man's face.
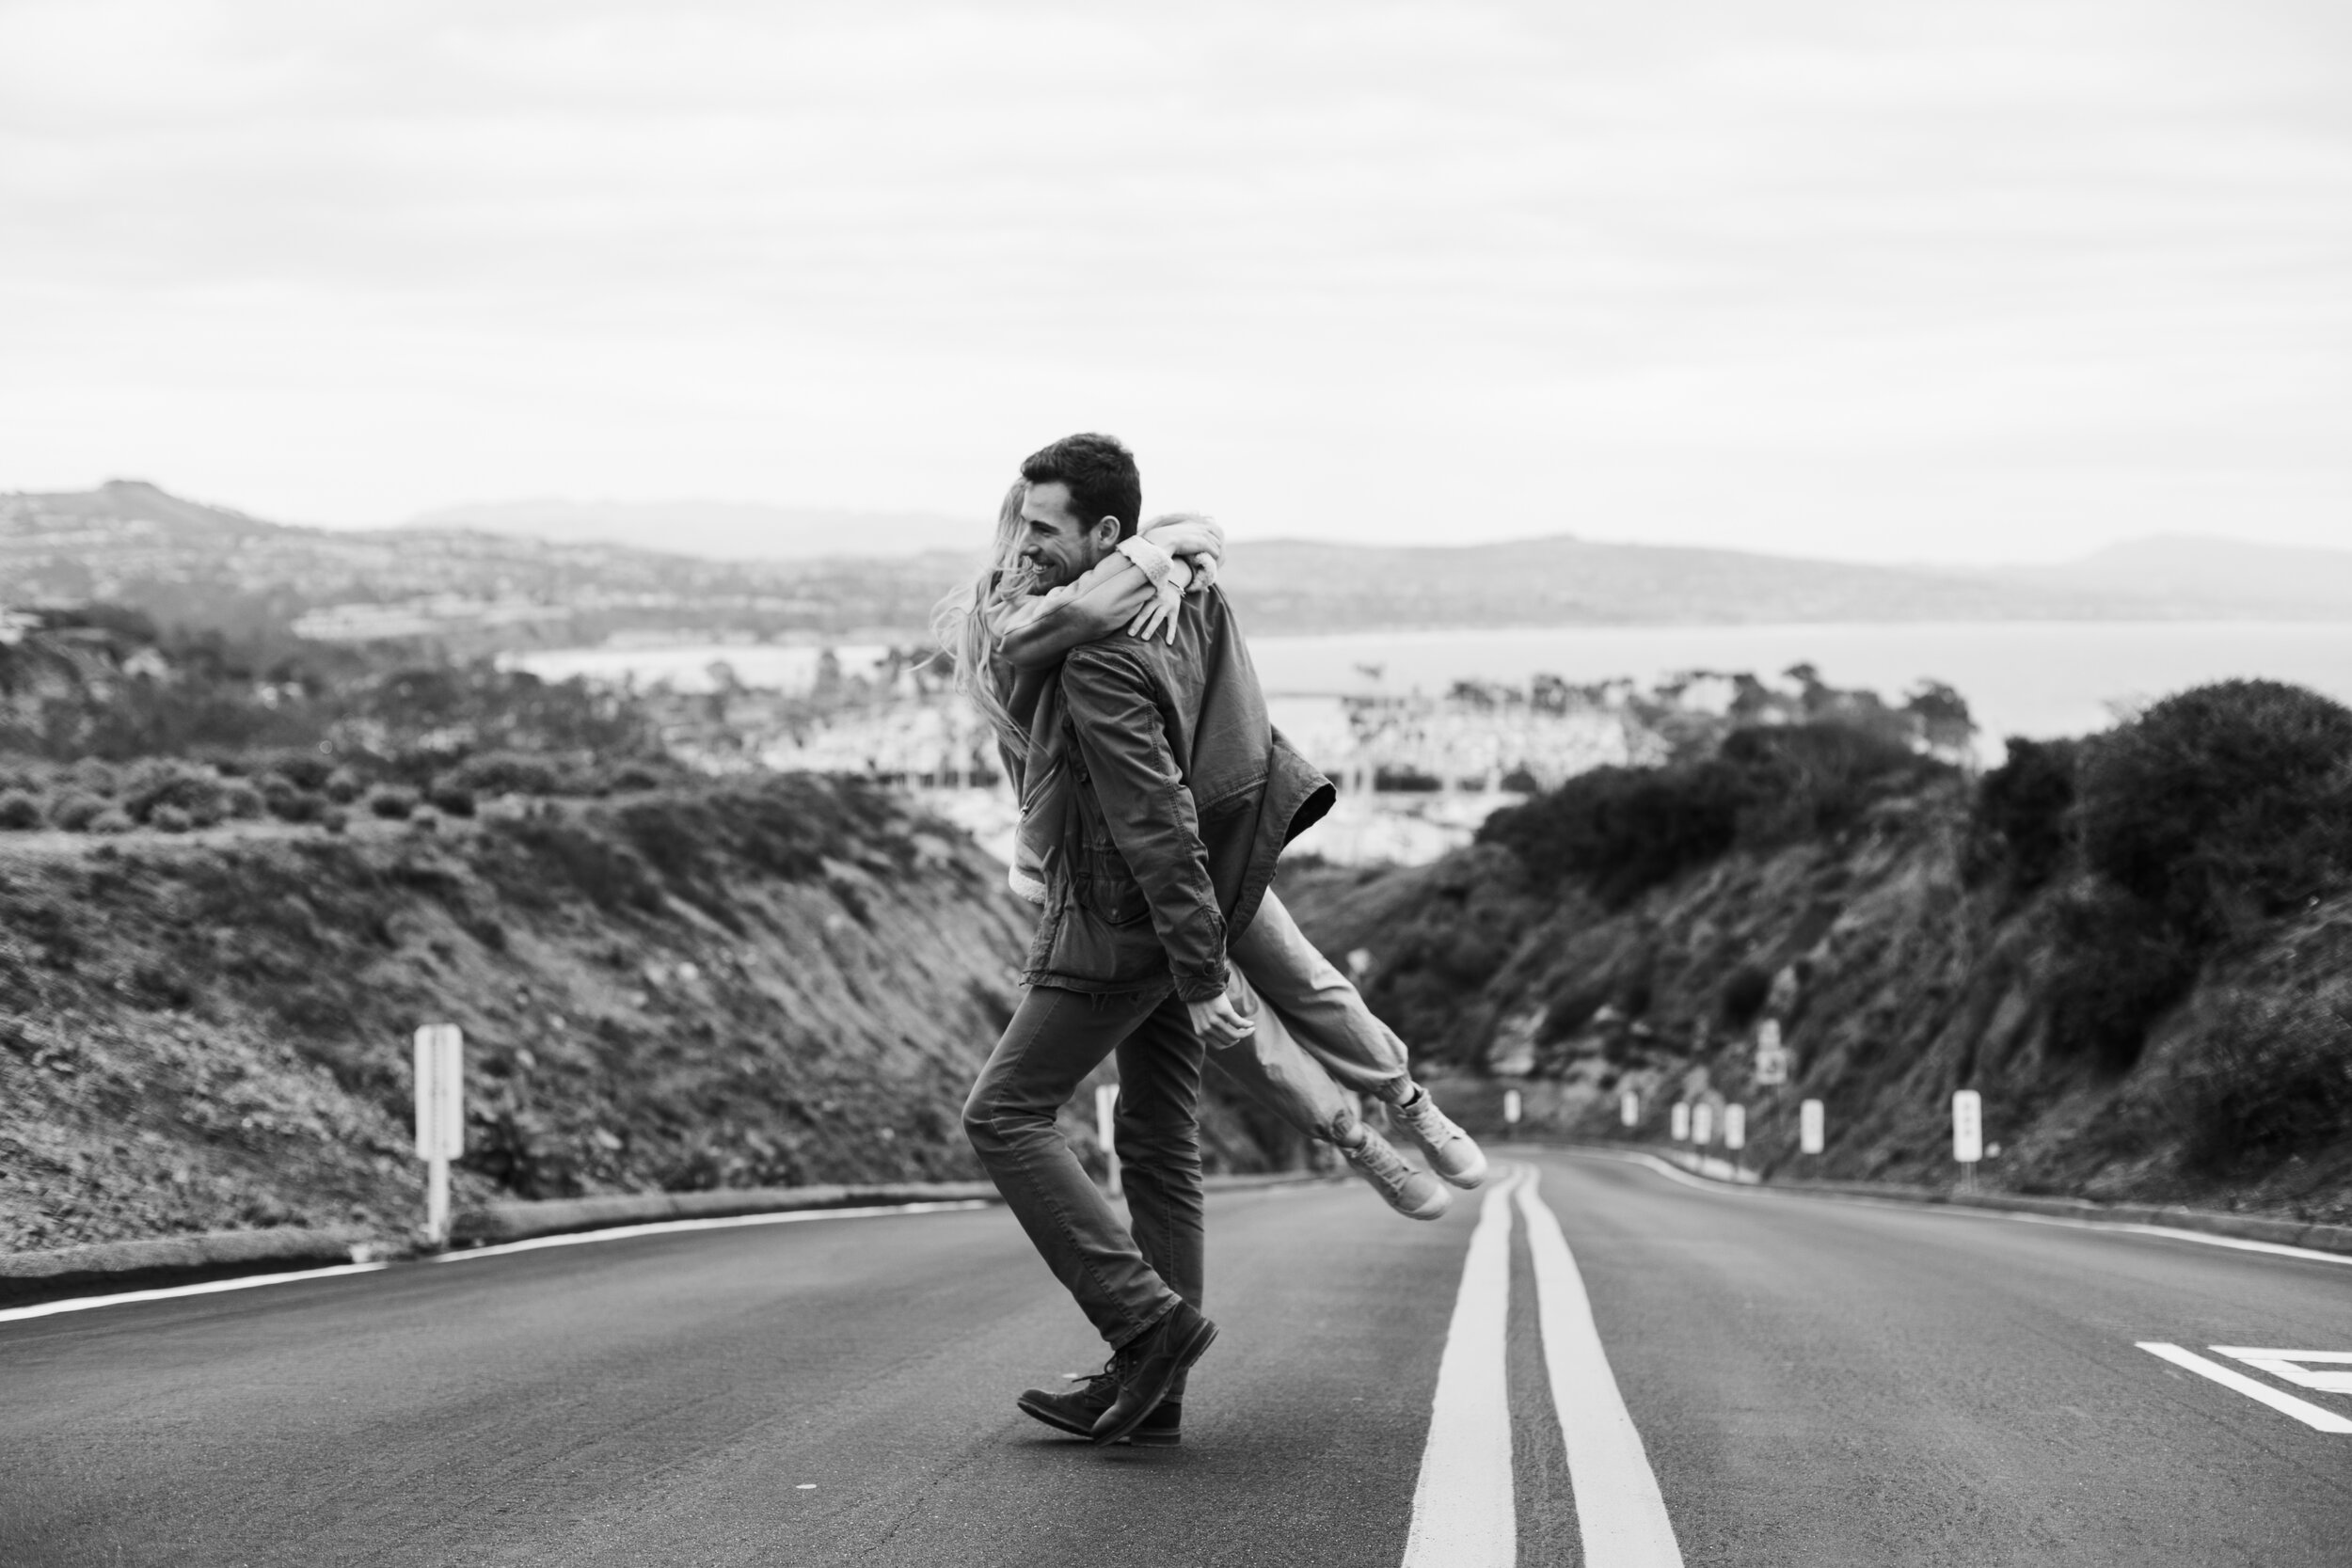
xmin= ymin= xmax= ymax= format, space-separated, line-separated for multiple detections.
xmin=1017 ymin=481 xmax=1118 ymax=591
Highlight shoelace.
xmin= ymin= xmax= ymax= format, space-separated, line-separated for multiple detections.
xmin=1397 ymin=1095 xmax=1456 ymax=1145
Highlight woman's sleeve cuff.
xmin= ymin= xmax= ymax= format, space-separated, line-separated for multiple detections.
xmin=1116 ymin=535 xmax=1177 ymax=589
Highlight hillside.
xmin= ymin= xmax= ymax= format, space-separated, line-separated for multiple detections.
xmin=2009 ymin=534 xmax=2352 ymax=618
xmin=1219 ymin=534 xmax=2126 ymax=630
xmin=1282 ymin=688 xmax=2352 ymax=1223
xmin=1 ymin=481 xmax=957 ymax=648
xmin=22 ymin=482 xmax=2352 ymax=654
xmin=405 ymin=498 xmax=977 ymax=561
xmin=0 ymin=776 xmax=1295 ymax=1255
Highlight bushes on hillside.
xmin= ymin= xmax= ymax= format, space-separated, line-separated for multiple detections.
xmin=2166 ymin=981 xmax=2352 ymax=1171
xmin=2026 ymin=681 xmax=2352 ymax=1072
xmin=2042 ymin=887 xmax=2201 ymax=1072
xmin=443 ymin=751 xmax=565 ymax=798
xmin=1969 ymin=736 xmax=2080 ymax=892
xmin=2078 ymin=680 xmax=2352 ymax=938
xmin=1479 ymin=721 xmax=1942 ymax=901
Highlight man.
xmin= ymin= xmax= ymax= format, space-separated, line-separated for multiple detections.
xmin=962 ymin=433 xmax=1334 ymax=1447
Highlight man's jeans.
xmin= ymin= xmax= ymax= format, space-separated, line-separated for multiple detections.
xmin=963 ymin=986 xmax=1203 ymax=1349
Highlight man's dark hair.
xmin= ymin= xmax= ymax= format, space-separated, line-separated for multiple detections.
xmin=1020 ymin=433 xmax=1141 ymax=542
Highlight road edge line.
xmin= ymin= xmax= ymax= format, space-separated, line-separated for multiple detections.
xmin=0 ymin=1261 xmax=390 ymax=1325
xmin=429 ymin=1199 xmax=995 ymax=1263
xmin=1563 ymin=1148 xmax=2352 ymax=1269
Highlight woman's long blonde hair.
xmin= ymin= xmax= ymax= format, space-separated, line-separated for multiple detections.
xmin=930 ymin=481 xmax=1035 ymax=759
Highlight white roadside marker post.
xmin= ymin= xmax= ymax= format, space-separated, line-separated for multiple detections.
xmin=1094 ymin=1082 xmax=1121 ymax=1198
xmin=1952 ymin=1088 xmax=1983 ymax=1193
xmin=1724 ymin=1104 xmax=1746 ymax=1178
xmin=413 ymin=1023 xmax=463 ymax=1244
xmin=1619 ymin=1090 xmax=1639 ymax=1130
xmin=1670 ymin=1101 xmax=1690 ymax=1142
xmin=1692 ymin=1102 xmax=1714 ymax=1148
xmin=1800 ymin=1098 xmax=1825 ymax=1157
xmin=1502 ymin=1088 xmax=1522 ymax=1134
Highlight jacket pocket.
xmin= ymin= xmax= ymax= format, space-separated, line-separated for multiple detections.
xmin=1067 ymin=756 xmax=1151 ymax=927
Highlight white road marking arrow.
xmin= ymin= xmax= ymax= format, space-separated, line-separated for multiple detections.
xmin=2137 ymin=1342 xmax=2352 ymax=1433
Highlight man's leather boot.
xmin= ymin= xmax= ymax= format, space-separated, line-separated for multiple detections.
xmin=1090 ymin=1300 xmax=1216 ymax=1445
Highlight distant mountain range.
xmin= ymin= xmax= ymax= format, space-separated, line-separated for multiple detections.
xmin=2002 ymin=535 xmax=2352 ymax=617
xmin=5 ymin=481 xmax=2348 ymax=646
xmin=404 ymin=498 xmax=977 ymax=560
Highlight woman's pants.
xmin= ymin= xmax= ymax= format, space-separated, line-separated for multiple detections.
xmin=1212 ymin=889 xmax=1411 ymax=1143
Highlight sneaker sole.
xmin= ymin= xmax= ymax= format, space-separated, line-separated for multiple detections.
xmin=1017 ymin=1395 xmax=1179 ymax=1446
xmin=1429 ymin=1152 xmax=1488 ymax=1189
xmin=1382 ymin=1185 xmax=1452 ymax=1220
xmin=1090 ymin=1320 xmax=1217 ymax=1446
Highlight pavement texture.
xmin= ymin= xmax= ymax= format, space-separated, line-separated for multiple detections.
xmin=4 ymin=1147 xmax=2348 ymax=1566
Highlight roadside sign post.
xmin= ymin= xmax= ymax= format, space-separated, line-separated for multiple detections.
xmin=1800 ymin=1098 xmax=1825 ymax=1156
xmin=1095 ymin=1083 xmax=1121 ymax=1197
xmin=413 ymin=1024 xmax=463 ymax=1243
xmin=1724 ymin=1104 xmax=1746 ymax=1177
xmin=1620 ymin=1090 xmax=1639 ymax=1129
xmin=1952 ymin=1089 xmax=1983 ymax=1192
xmin=1670 ymin=1101 xmax=1690 ymax=1142
xmin=1503 ymin=1088 xmax=1522 ymax=1133
xmin=1692 ymin=1102 xmax=1714 ymax=1148
xmin=1753 ymin=1019 xmax=1789 ymax=1088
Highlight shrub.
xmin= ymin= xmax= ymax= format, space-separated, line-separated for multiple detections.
xmin=120 ymin=758 xmax=226 ymax=827
xmin=1479 ymin=721 xmax=1940 ymax=901
xmin=1480 ymin=762 xmax=1740 ymax=901
xmin=264 ymin=752 xmax=336 ymax=792
xmin=445 ymin=751 xmax=564 ymax=798
xmin=1970 ymin=736 xmax=2080 ymax=890
xmin=2079 ymin=680 xmax=2352 ymax=938
xmin=428 ymin=783 xmax=478 ymax=818
xmin=88 ymin=807 xmax=134 ymax=834
xmin=321 ymin=806 xmax=351 ymax=834
xmin=606 ymin=762 xmax=667 ymax=793
xmin=221 ymin=781 xmax=266 ymax=819
xmin=151 ymin=804 xmax=194 ymax=833
xmin=2169 ymin=983 xmax=2352 ymax=1171
xmin=496 ymin=817 xmax=664 ymax=914
xmin=1719 ymin=962 xmax=1773 ymax=1027
xmin=47 ymin=790 xmax=107 ymax=831
xmin=0 ymin=790 xmax=42 ymax=830
xmin=1718 ymin=722 xmax=1934 ymax=847
xmin=263 ymin=780 xmax=324 ymax=822
xmin=368 ymin=785 xmax=419 ymax=820
xmin=2043 ymin=886 xmax=2200 ymax=1072
xmin=70 ymin=758 xmax=119 ymax=797
xmin=323 ymin=768 xmax=365 ymax=804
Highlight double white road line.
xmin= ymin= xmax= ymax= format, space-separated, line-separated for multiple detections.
xmin=1403 ymin=1164 xmax=1683 ymax=1568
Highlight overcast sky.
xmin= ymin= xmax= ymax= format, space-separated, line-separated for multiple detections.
xmin=3 ymin=0 xmax=2345 ymax=562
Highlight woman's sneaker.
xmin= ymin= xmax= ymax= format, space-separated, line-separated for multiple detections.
xmin=1340 ymin=1127 xmax=1451 ymax=1220
xmin=1387 ymin=1084 xmax=1488 ymax=1188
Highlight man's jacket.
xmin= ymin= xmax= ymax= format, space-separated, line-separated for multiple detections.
xmin=1020 ymin=585 xmax=1333 ymax=1003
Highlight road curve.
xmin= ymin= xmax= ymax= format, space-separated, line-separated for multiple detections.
xmin=4 ymin=1148 xmax=2347 ymax=1565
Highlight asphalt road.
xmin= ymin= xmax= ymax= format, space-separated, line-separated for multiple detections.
xmin=4 ymin=1148 xmax=2348 ymax=1566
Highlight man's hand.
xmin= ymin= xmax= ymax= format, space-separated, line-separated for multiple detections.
xmin=1185 ymin=992 xmax=1256 ymax=1050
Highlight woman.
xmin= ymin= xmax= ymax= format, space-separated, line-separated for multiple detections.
xmin=932 ymin=484 xmax=1486 ymax=1223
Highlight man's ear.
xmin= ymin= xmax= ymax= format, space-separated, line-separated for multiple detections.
xmin=1090 ymin=516 xmax=1122 ymax=550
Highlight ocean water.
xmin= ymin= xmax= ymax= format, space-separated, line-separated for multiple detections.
xmin=512 ymin=621 xmax=2352 ymax=750
xmin=1244 ymin=622 xmax=2352 ymax=744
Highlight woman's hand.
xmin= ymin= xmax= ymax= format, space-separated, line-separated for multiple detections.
xmin=1125 ymin=558 xmax=1190 ymax=642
